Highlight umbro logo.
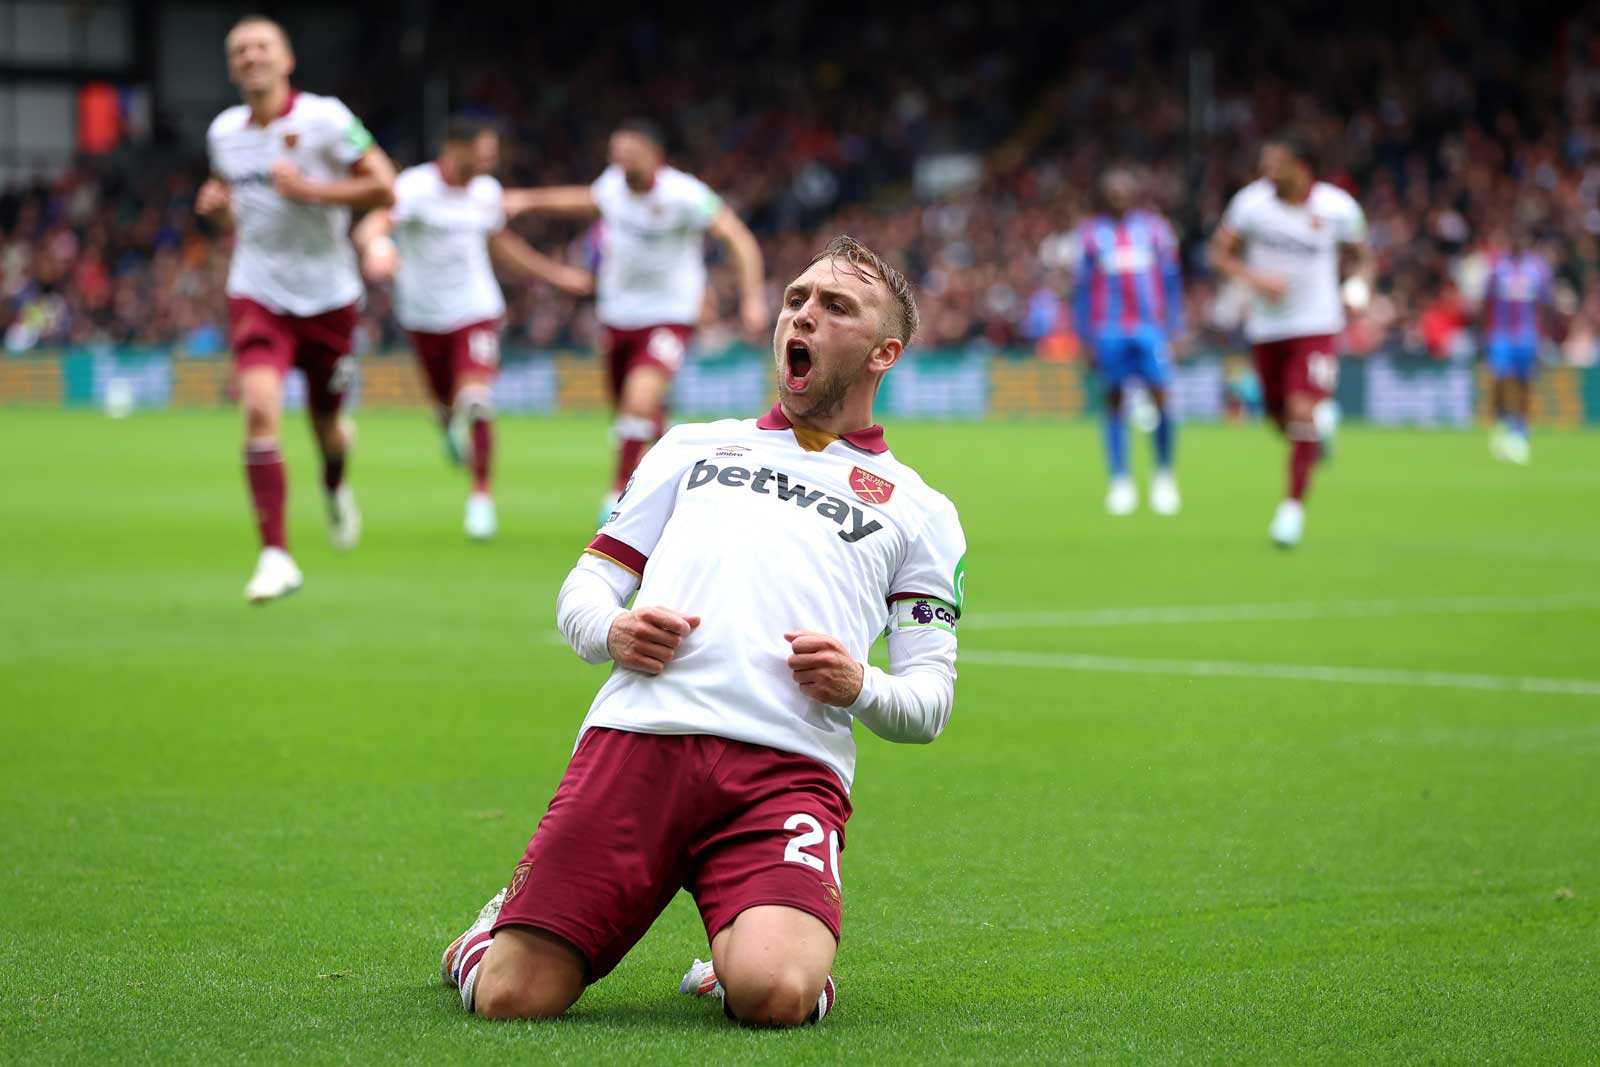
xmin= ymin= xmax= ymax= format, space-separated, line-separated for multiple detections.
xmin=687 ymin=460 xmax=885 ymax=543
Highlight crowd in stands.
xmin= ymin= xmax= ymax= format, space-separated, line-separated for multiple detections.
xmin=5 ymin=4 xmax=1600 ymax=367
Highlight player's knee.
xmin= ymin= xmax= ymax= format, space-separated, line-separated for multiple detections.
xmin=472 ymin=968 xmax=576 ymax=1021
xmin=454 ymin=383 xmax=494 ymax=423
xmin=723 ymin=965 xmax=820 ymax=1029
xmin=243 ymin=404 xmax=277 ymax=440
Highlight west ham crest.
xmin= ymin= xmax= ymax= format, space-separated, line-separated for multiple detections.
xmin=848 ymin=466 xmax=894 ymax=505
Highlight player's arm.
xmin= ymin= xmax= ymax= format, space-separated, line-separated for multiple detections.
xmin=487 ymin=230 xmax=594 ymax=296
xmin=501 ymin=186 xmax=599 ymax=219
xmin=195 ymin=177 xmax=234 ymax=231
xmin=784 ymin=623 xmax=957 ymax=744
xmin=1338 ymin=239 xmax=1376 ymax=312
xmin=556 ymin=554 xmax=699 ymax=672
xmin=272 ymin=145 xmax=397 ymax=210
xmin=1160 ymin=225 xmax=1187 ymax=339
xmin=1209 ymin=225 xmax=1285 ymax=300
xmin=705 ymin=205 xmax=768 ymax=335
xmin=351 ymin=207 xmax=397 ymax=281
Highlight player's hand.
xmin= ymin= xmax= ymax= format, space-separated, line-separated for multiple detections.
xmin=783 ymin=630 xmax=864 ymax=708
xmin=1251 ymin=273 xmax=1289 ymax=301
xmin=361 ymin=235 xmax=398 ymax=282
xmin=552 ymin=265 xmax=595 ymax=297
xmin=739 ymin=293 xmax=769 ymax=338
xmin=195 ymin=179 xmax=232 ymax=221
xmin=271 ymin=160 xmax=319 ymax=203
xmin=608 ymin=606 xmax=700 ymax=675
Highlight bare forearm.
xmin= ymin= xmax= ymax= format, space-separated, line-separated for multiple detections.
xmin=302 ymin=177 xmax=395 ymax=211
xmin=503 ymin=186 xmax=597 ymax=219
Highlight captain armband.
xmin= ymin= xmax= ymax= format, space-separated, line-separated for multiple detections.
xmin=891 ymin=596 xmax=958 ymax=635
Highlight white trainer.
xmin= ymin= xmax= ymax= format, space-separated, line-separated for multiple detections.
xmin=464 ymin=492 xmax=497 ymax=541
xmin=1504 ymin=433 xmax=1531 ymax=466
xmin=440 ymin=888 xmax=507 ymax=988
xmin=1105 ymin=477 xmax=1137 ymax=516
xmin=244 ymin=547 xmax=302 ymax=604
xmin=1489 ymin=426 xmax=1510 ymax=462
xmin=679 ymin=957 xmax=723 ymax=1000
xmin=326 ymin=484 xmax=361 ymax=551
xmin=1269 ymin=499 xmax=1305 ymax=549
xmin=1149 ymin=471 xmax=1181 ymax=516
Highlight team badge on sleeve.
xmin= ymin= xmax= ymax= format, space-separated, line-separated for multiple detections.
xmin=848 ymin=466 xmax=894 ymax=505
xmin=894 ymin=597 xmax=958 ymax=634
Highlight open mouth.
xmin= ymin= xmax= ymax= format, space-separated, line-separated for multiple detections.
xmin=784 ymin=338 xmax=814 ymax=392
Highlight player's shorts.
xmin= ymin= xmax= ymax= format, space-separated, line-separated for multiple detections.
xmin=493 ymin=727 xmax=851 ymax=983
xmin=1486 ymin=340 xmax=1537 ymax=381
xmin=601 ymin=324 xmax=694 ymax=405
xmin=1250 ymin=333 xmax=1339 ymax=420
xmin=409 ymin=319 xmax=502 ymax=405
xmin=1090 ymin=328 xmax=1172 ymax=389
xmin=227 ymin=297 xmax=359 ymax=415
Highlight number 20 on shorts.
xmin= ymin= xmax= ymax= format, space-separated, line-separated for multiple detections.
xmin=783 ymin=813 xmax=842 ymax=889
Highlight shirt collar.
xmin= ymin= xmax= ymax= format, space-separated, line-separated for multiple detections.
xmin=756 ymin=402 xmax=888 ymax=454
xmin=250 ymin=87 xmax=298 ymax=127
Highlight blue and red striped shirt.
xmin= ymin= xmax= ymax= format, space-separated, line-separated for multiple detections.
xmin=1483 ymin=252 xmax=1552 ymax=347
xmin=1070 ymin=210 xmax=1184 ymax=339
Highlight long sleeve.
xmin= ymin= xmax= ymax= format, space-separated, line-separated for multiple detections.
xmin=555 ymin=552 xmax=639 ymax=665
xmin=846 ymin=625 xmax=957 ymax=744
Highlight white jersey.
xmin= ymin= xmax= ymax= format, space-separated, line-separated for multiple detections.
xmin=207 ymin=90 xmax=372 ymax=317
xmin=390 ymin=163 xmax=506 ymax=333
xmin=590 ymin=164 xmax=723 ymax=329
xmin=1220 ymin=178 xmax=1367 ymax=343
xmin=581 ymin=406 xmax=967 ymax=790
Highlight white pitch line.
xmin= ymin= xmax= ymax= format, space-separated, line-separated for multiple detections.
xmin=959 ymin=650 xmax=1600 ymax=698
xmin=962 ymin=593 xmax=1595 ymax=631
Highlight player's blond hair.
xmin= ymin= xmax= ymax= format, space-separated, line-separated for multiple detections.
xmin=227 ymin=13 xmax=291 ymax=49
xmin=807 ymin=235 xmax=919 ymax=345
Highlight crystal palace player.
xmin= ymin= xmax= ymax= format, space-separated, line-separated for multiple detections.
xmin=1481 ymin=226 xmax=1554 ymax=465
xmin=1069 ymin=168 xmax=1185 ymax=516
xmin=354 ymin=120 xmax=593 ymax=539
xmin=1211 ymin=134 xmax=1373 ymax=548
xmin=439 ymin=236 xmax=966 ymax=1028
xmin=197 ymin=15 xmax=395 ymax=601
xmin=503 ymin=119 xmax=766 ymax=512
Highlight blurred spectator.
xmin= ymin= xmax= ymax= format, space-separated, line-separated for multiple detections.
xmin=4 ymin=5 xmax=1600 ymax=364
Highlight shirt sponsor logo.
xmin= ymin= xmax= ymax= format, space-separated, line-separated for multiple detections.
xmin=848 ymin=466 xmax=894 ymax=505
xmin=686 ymin=459 xmax=884 ymax=543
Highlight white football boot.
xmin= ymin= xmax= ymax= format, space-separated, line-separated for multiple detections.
xmin=679 ymin=957 xmax=723 ymax=1000
xmin=1504 ymin=433 xmax=1531 ymax=466
xmin=244 ymin=547 xmax=302 ymax=604
xmin=1269 ymin=499 xmax=1305 ymax=549
xmin=440 ymin=888 xmax=506 ymax=988
xmin=1149 ymin=470 xmax=1181 ymax=516
xmin=1105 ymin=476 xmax=1137 ymax=516
xmin=464 ymin=492 xmax=497 ymax=541
xmin=326 ymin=484 xmax=362 ymax=551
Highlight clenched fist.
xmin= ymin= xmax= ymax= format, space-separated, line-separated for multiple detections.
xmin=195 ymin=179 xmax=232 ymax=222
xmin=608 ymin=606 xmax=700 ymax=675
xmin=784 ymin=630 xmax=864 ymax=707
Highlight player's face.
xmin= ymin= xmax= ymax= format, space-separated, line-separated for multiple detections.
xmin=609 ymin=132 xmax=662 ymax=187
xmin=472 ymin=132 xmax=501 ymax=177
xmin=1102 ymin=172 xmax=1136 ymax=214
xmin=774 ymin=258 xmax=893 ymax=421
xmin=225 ymin=22 xmax=293 ymax=96
xmin=1260 ymin=144 xmax=1306 ymax=194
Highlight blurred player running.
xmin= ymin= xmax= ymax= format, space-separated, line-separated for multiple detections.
xmin=354 ymin=119 xmax=593 ymax=540
xmin=1211 ymin=134 xmax=1374 ymax=548
xmin=503 ymin=119 xmax=766 ymax=514
xmin=439 ymin=236 xmax=966 ymax=1028
xmin=197 ymin=15 xmax=395 ymax=601
xmin=1480 ymin=225 xmax=1554 ymax=465
xmin=1068 ymin=168 xmax=1185 ymax=516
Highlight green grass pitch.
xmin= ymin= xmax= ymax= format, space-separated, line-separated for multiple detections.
xmin=2 ymin=407 xmax=1598 ymax=1064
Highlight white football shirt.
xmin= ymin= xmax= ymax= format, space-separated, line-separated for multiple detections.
xmin=580 ymin=405 xmax=967 ymax=791
xmin=207 ymin=91 xmax=372 ymax=317
xmin=390 ymin=163 xmax=506 ymax=333
xmin=1220 ymin=178 xmax=1367 ymax=343
xmin=590 ymin=164 xmax=723 ymax=329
